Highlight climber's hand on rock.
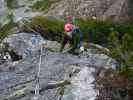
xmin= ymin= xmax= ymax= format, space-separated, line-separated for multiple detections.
xmin=79 ymin=46 xmax=84 ymax=52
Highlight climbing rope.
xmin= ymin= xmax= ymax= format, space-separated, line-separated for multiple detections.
xmin=17 ymin=1 xmax=81 ymax=98
xmin=18 ymin=19 xmax=45 ymax=100
xmin=33 ymin=44 xmax=43 ymax=100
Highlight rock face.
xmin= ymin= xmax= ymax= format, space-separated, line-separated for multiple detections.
xmin=3 ymin=33 xmax=61 ymax=58
xmin=0 ymin=0 xmax=42 ymax=26
xmin=0 ymin=32 xmax=117 ymax=100
xmin=46 ymin=0 xmax=132 ymax=22
xmin=0 ymin=0 xmax=133 ymax=25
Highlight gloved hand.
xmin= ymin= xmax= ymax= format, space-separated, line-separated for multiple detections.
xmin=79 ymin=46 xmax=84 ymax=52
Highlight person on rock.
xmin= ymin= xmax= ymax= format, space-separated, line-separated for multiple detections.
xmin=60 ymin=19 xmax=84 ymax=53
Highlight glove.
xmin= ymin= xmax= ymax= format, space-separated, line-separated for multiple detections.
xmin=79 ymin=46 xmax=84 ymax=52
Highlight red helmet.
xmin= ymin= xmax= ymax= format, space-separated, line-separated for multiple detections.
xmin=64 ymin=23 xmax=73 ymax=32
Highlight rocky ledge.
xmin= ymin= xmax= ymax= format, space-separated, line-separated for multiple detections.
xmin=0 ymin=32 xmax=117 ymax=100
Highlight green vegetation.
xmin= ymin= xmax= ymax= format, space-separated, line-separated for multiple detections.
xmin=30 ymin=0 xmax=60 ymax=12
xmin=5 ymin=0 xmax=14 ymax=9
xmin=76 ymin=19 xmax=133 ymax=46
xmin=0 ymin=22 xmax=15 ymax=41
xmin=1 ymin=15 xmax=133 ymax=45
xmin=109 ymin=32 xmax=133 ymax=68
xmin=19 ymin=16 xmax=133 ymax=45
xmin=107 ymin=32 xmax=133 ymax=99
xmin=0 ymin=15 xmax=133 ymax=99
xmin=92 ymin=28 xmax=133 ymax=99
xmin=0 ymin=0 xmax=15 ymax=40
xmin=20 ymin=16 xmax=64 ymax=42
xmin=0 ymin=0 xmax=132 ymax=98
xmin=22 ymin=16 xmax=133 ymax=99
xmin=5 ymin=0 xmax=17 ymax=9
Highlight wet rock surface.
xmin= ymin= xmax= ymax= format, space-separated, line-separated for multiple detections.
xmin=0 ymin=32 xmax=117 ymax=100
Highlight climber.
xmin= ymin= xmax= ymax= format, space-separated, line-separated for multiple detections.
xmin=60 ymin=21 xmax=84 ymax=53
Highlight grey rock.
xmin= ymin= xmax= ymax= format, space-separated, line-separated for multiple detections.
xmin=0 ymin=32 xmax=117 ymax=100
xmin=0 ymin=0 xmax=133 ymax=25
xmin=45 ymin=0 xmax=132 ymax=22
xmin=3 ymin=32 xmax=61 ymax=58
xmin=0 ymin=0 xmax=42 ymax=26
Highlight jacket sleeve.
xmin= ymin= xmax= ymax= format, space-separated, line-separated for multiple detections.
xmin=60 ymin=33 xmax=68 ymax=52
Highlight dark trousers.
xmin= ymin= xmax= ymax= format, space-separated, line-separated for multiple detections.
xmin=60 ymin=33 xmax=80 ymax=53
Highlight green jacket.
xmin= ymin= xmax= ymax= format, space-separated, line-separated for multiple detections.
xmin=60 ymin=31 xmax=81 ymax=53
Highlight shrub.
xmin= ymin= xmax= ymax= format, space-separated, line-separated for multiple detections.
xmin=30 ymin=0 xmax=60 ymax=12
xmin=106 ymin=31 xmax=133 ymax=99
xmin=20 ymin=16 xmax=64 ymax=42
xmin=0 ymin=22 xmax=15 ymax=41
xmin=108 ymin=32 xmax=133 ymax=68
xmin=19 ymin=16 xmax=133 ymax=46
